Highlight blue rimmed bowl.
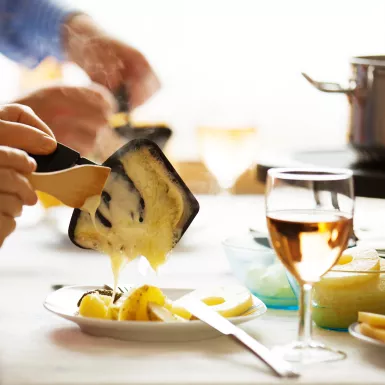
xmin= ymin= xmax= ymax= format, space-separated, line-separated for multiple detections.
xmin=222 ymin=235 xmax=298 ymax=310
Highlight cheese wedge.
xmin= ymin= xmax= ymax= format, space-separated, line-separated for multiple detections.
xmin=358 ymin=312 xmax=385 ymax=328
xmin=360 ymin=322 xmax=385 ymax=343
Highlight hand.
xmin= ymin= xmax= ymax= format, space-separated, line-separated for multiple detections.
xmin=0 ymin=103 xmax=56 ymax=154
xmin=16 ymin=84 xmax=116 ymax=155
xmin=0 ymin=145 xmax=38 ymax=247
xmin=0 ymin=103 xmax=57 ymax=246
xmin=63 ymin=14 xmax=161 ymax=110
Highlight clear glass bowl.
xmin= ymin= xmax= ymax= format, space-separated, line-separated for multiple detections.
xmin=222 ymin=235 xmax=298 ymax=310
xmin=286 ymin=267 xmax=385 ymax=331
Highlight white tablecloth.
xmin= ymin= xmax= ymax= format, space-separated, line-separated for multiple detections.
xmin=1 ymin=195 xmax=385 ymax=385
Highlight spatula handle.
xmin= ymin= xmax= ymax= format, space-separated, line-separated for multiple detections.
xmin=26 ymin=165 xmax=110 ymax=208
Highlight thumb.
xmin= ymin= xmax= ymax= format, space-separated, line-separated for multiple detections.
xmin=0 ymin=120 xmax=57 ymax=155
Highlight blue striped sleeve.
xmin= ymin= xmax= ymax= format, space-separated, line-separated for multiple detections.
xmin=0 ymin=0 xmax=80 ymax=68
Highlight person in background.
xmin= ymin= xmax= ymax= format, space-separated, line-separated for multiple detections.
xmin=0 ymin=0 xmax=161 ymax=154
xmin=0 ymin=1 xmax=160 ymax=245
xmin=0 ymin=103 xmax=57 ymax=246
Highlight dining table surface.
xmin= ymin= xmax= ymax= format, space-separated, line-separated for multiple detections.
xmin=1 ymin=194 xmax=385 ymax=385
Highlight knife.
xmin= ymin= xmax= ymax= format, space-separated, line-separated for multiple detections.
xmin=184 ymin=299 xmax=300 ymax=379
xmin=249 ymin=228 xmax=272 ymax=249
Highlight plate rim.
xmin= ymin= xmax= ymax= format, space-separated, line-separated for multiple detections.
xmin=43 ymin=284 xmax=267 ymax=328
xmin=348 ymin=322 xmax=385 ymax=347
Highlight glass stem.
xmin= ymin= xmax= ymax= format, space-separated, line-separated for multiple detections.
xmin=218 ymin=186 xmax=232 ymax=196
xmin=298 ymin=283 xmax=313 ymax=346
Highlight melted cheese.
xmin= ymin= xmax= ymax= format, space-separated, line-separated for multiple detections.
xmin=81 ymin=194 xmax=126 ymax=302
xmin=77 ymin=147 xmax=185 ymax=300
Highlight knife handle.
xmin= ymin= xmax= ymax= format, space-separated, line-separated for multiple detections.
xmin=231 ymin=330 xmax=299 ymax=378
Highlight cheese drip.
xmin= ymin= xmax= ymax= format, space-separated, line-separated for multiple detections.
xmin=81 ymin=195 xmax=126 ymax=304
xmin=77 ymin=148 xmax=185 ymax=305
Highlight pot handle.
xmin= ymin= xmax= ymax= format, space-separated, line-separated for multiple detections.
xmin=302 ymin=72 xmax=356 ymax=93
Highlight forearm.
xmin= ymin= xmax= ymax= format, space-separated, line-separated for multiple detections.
xmin=0 ymin=0 xmax=80 ymax=67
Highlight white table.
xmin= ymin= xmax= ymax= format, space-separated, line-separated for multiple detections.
xmin=1 ymin=195 xmax=385 ymax=385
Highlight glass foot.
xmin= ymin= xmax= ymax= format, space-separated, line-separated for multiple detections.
xmin=272 ymin=341 xmax=346 ymax=364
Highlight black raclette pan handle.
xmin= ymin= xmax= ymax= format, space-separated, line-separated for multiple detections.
xmin=28 ymin=142 xmax=97 ymax=173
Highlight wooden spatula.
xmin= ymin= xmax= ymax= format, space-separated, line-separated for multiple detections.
xmin=27 ymin=165 xmax=110 ymax=208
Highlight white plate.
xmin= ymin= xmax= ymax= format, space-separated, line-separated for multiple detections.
xmin=349 ymin=322 xmax=385 ymax=347
xmin=44 ymin=285 xmax=266 ymax=342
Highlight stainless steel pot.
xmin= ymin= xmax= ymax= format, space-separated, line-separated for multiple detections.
xmin=303 ymin=55 xmax=385 ymax=160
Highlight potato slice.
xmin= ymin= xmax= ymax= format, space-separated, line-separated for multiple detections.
xmin=78 ymin=293 xmax=113 ymax=320
xmin=118 ymin=285 xmax=166 ymax=321
xmin=137 ymin=286 xmax=166 ymax=321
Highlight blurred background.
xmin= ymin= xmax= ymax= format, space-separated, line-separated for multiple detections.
xmin=2 ymin=0 xmax=385 ymax=194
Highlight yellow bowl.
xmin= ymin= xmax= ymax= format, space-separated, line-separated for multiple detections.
xmin=312 ymin=266 xmax=385 ymax=331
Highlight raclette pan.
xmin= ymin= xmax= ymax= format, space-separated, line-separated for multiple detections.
xmin=68 ymin=138 xmax=199 ymax=250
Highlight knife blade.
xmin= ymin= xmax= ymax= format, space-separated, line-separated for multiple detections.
xmin=249 ymin=228 xmax=272 ymax=249
xmin=28 ymin=142 xmax=97 ymax=172
xmin=184 ymin=299 xmax=300 ymax=379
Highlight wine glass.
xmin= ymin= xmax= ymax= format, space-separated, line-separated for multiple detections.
xmin=197 ymin=126 xmax=257 ymax=195
xmin=265 ymin=168 xmax=354 ymax=364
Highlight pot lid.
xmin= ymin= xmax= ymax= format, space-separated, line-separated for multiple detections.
xmin=351 ymin=55 xmax=385 ymax=67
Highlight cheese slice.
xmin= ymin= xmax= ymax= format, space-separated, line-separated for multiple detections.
xmin=358 ymin=312 xmax=385 ymax=328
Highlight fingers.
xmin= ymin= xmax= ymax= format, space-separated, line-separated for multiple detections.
xmin=52 ymin=119 xmax=106 ymax=155
xmin=50 ymin=84 xmax=116 ymax=118
xmin=114 ymin=43 xmax=160 ymax=109
xmin=0 ymin=146 xmax=36 ymax=173
xmin=86 ymin=83 xmax=117 ymax=115
xmin=0 ymin=194 xmax=23 ymax=218
xmin=129 ymin=70 xmax=161 ymax=109
xmin=0 ymin=145 xmax=38 ymax=248
xmin=0 ymin=104 xmax=57 ymax=155
xmin=0 ymin=214 xmax=16 ymax=247
xmin=73 ymin=35 xmax=161 ymax=108
xmin=0 ymin=120 xmax=57 ymax=155
xmin=45 ymin=84 xmax=116 ymax=130
xmin=0 ymin=104 xmax=55 ymax=138
xmin=0 ymin=168 xmax=37 ymax=205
